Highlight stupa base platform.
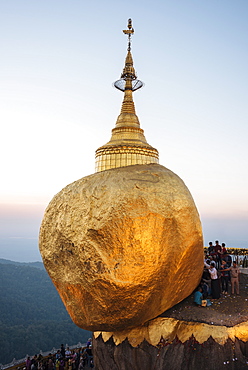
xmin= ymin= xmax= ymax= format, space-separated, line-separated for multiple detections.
xmin=93 ymin=317 xmax=248 ymax=370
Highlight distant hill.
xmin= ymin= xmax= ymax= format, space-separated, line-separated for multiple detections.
xmin=0 ymin=259 xmax=91 ymax=365
xmin=0 ymin=258 xmax=44 ymax=269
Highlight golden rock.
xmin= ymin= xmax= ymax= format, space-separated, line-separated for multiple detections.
xmin=39 ymin=163 xmax=203 ymax=332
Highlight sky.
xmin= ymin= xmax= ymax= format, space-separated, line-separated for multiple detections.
xmin=0 ymin=0 xmax=248 ymax=262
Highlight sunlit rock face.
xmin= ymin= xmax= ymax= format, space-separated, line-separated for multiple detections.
xmin=39 ymin=163 xmax=203 ymax=332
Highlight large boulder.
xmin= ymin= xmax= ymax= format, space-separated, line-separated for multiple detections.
xmin=39 ymin=163 xmax=203 ymax=331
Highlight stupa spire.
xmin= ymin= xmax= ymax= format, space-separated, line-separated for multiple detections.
xmin=95 ymin=19 xmax=159 ymax=173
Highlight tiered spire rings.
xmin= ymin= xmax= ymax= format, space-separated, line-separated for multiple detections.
xmin=95 ymin=19 xmax=159 ymax=172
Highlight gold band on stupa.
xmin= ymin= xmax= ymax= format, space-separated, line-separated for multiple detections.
xmin=95 ymin=19 xmax=159 ymax=172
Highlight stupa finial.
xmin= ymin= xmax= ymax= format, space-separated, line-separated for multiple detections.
xmin=123 ymin=18 xmax=134 ymax=51
xmin=114 ymin=19 xmax=143 ymax=92
xmin=95 ymin=19 xmax=159 ymax=173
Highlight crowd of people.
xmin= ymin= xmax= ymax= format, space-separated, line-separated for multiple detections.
xmin=25 ymin=339 xmax=94 ymax=370
xmin=194 ymin=240 xmax=241 ymax=306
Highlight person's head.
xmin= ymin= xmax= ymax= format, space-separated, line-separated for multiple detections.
xmin=233 ymin=261 xmax=237 ymax=266
xmin=198 ymin=286 xmax=202 ymax=292
xmin=209 ymin=242 xmax=212 ymax=246
xmin=222 ymin=243 xmax=225 ymax=247
xmin=210 ymin=262 xmax=215 ymax=268
xmin=221 ymin=260 xmax=226 ymax=265
xmin=215 ymin=240 xmax=219 ymax=245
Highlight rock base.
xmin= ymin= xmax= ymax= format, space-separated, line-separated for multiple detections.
xmin=93 ymin=334 xmax=248 ymax=370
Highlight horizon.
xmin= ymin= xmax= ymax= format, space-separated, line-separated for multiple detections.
xmin=1 ymin=1 xmax=247 ymax=261
xmin=0 ymin=202 xmax=247 ymax=263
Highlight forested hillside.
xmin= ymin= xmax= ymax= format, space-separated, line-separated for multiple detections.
xmin=0 ymin=260 xmax=91 ymax=365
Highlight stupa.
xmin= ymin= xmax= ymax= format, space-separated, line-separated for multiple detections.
xmin=39 ymin=19 xmax=247 ymax=370
xmin=95 ymin=18 xmax=158 ymax=172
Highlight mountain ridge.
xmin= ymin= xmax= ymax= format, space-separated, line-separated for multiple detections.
xmin=0 ymin=258 xmax=44 ymax=269
xmin=0 ymin=259 xmax=90 ymax=365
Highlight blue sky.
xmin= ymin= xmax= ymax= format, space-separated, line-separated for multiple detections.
xmin=0 ymin=1 xmax=248 ymax=261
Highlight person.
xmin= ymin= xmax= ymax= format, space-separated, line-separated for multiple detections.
xmin=214 ymin=240 xmax=221 ymax=268
xmin=37 ymin=355 xmax=43 ymax=370
xmin=90 ymin=358 xmax=94 ymax=368
xmin=26 ymin=357 xmax=32 ymax=370
xmin=223 ymin=251 xmax=232 ymax=267
xmin=222 ymin=251 xmax=232 ymax=283
xmin=59 ymin=358 xmax=65 ymax=370
xmin=201 ymin=266 xmax=211 ymax=297
xmin=68 ymin=359 xmax=72 ymax=370
xmin=78 ymin=357 xmax=85 ymax=370
xmin=65 ymin=347 xmax=72 ymax=360
xmin=194 ymin=286 xmax=211 ymax=307
xmin=81 ymin=348 xmax=88 ymax=367
xmin=47 ymin=356 xmax=54 ymax=370
xmin=61 ymin=344 xmax=65 ymax=359
xmin=223 ymin=261 xmax=240 ymax=295
xmin=70 ymin=350 xmax=77 ymax=370
xmin=220 ymin=243 xmax=227 ymax=256
xmin=56 ymin=350 xmax=62 ymax=360
xmin=86 ymin=345 xmax=93 ymax=366
xmin=219 ymin=260 xmax=229 ymax=294
xmin=31 ymin=356 xmax=38 ymax=370
xmin=74 ymin=349 xmax=80 ymax=370
xmin=208 ymin=242 xmax=214 ymax=255
xmin=194 ymin=287 xmax=203 ymax=306
xmin=55 ymin=358 xmax=60 ymax=370
xmin=86 ymin=338 xmax=92 ymax=348
xmin=204 ymin=261 xmax=221 ymax=299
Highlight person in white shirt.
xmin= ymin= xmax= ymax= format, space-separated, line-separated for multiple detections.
xmin=204 ymin=261 xmax=220 ymax=299
xmin=65 ymin=347 xmax=72 ymax=361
